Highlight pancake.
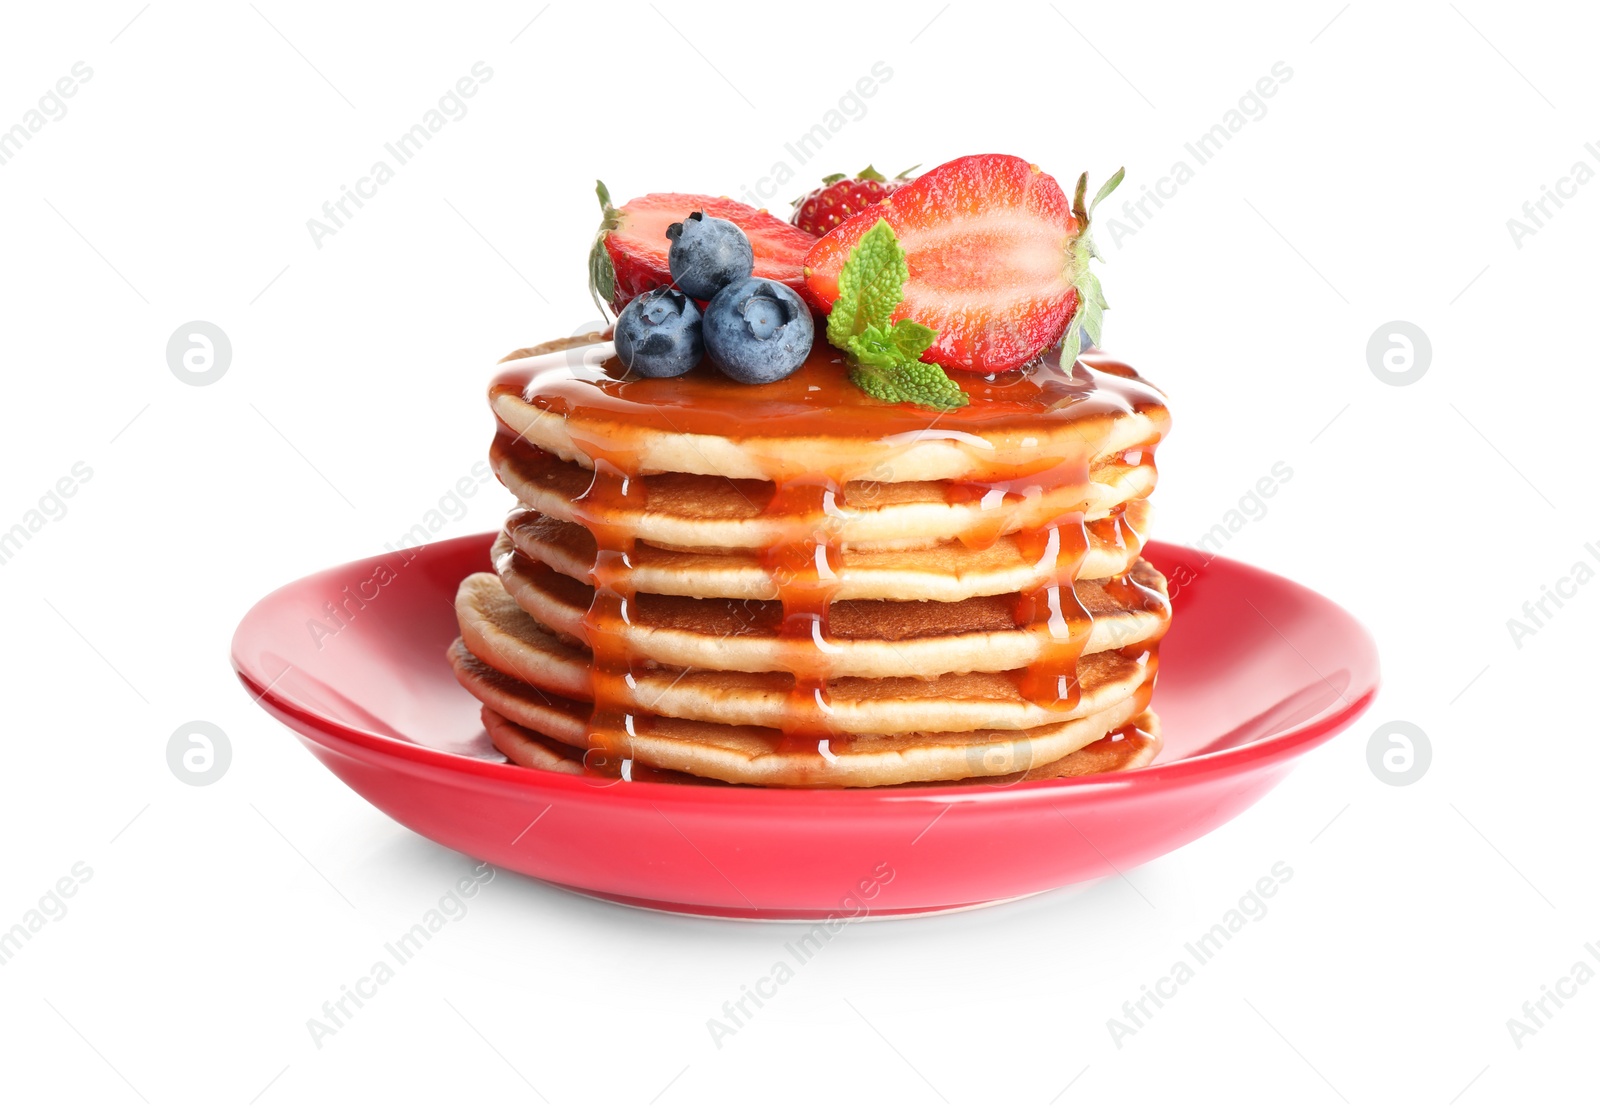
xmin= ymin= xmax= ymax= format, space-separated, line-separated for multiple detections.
xmin=478 ymin=707 xmax=712 ymax=784
xmin=454 ymin=335 xmax=1172 ymax=789
xmin=480 ymin=705 xmax=1162 ymax=785
xmin=502 ymin=500 xmax=1151 ymax=601
xmin=492 ymin=338 xmax=1170 ymax=484
xmin=456 ymin=569 xmax=1158 ymax=733
xmin=452 ymin=639 xmax=1155 ymax=787
xmin=1025 ymin=712 xmax=1162 ymax=779
xmin=481 ymin=549 xmax=1170 ymax=679
xmin=482 ymin=706 xmax=585 ymax=776
xmin=492 ymin=436 xmax=1158 ymax=553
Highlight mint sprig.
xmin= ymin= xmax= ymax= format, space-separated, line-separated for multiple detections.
xmin=826 ymin=218 xmax=968 ymax=411
xmin=1060 ymin=167 xmax=1125 ymax=368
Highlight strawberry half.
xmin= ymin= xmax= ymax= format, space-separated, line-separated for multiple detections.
xmin=589 ymin=183 xmax=817 ymax=314
xmin=802 ymin=154 xmax=1122 ymax=373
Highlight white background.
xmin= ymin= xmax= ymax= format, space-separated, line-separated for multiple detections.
xmin=1 ymin=2 xmax=1595 ymax=1104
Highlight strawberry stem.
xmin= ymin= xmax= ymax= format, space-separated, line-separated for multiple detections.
xmin=1072 ymin=172 xmax=1089 ymax=226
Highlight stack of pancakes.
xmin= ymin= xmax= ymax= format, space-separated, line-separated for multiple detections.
xmin=451 ymin=335 xmax=1172 ymax=788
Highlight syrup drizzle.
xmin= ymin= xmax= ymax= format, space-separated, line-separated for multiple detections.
xmin=1011 ymin=512 xmax=1093 ymax=708
xmin=488 ymin=342 xmax=1169 ymax=776
xmin=564 ymin=431 xmax=648 ymax=777
xmin=760 ymin=478 xmax=847 ymax=756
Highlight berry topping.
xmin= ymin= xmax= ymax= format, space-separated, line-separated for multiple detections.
xmin=790 ymin=164 xmax=917 ymax=238
xmin=666 ymin=212 xmax=754 ymax=300
xmin=801 ymin=155 xmax=1123 ymax=373
xmin=589 ymin=182 xmax=817 ymax=314
xmin=702 ymin=277 xmax=814 ymax=385
xmin=614 ymin=287 xmax=704 ymax=379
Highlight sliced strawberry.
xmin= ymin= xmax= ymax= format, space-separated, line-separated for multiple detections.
xmin=589 ymin=183 xmax=817 ymax=313
xmin=803 ymin=154 xmax=1119 ymax=373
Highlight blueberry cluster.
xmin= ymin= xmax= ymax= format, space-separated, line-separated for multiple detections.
xmin=614 ymin=213 xmax=813 ymax=384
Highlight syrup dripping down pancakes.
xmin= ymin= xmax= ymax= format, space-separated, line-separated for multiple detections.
xmin=450 ymin=334 xmax=1172 ymax=788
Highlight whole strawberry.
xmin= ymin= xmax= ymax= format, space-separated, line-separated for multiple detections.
xmin=790 ymin=165 xmax=916 ymax=238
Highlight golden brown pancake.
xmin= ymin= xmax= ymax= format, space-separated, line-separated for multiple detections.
xmin=455 ymin=569 xmax=1158 ymax=733
xmin=480 ymin=705 xmax=1162 ymax=786
xmin=492 ymin=436 xmax=1158 ymax=553
xmin=482 ymin=546 xmax=1170 ymax=679
xmin=452 ymin=639 xmax=1154 ymax=787
xmin=502 ymin=501 xmax=1151 ymax=601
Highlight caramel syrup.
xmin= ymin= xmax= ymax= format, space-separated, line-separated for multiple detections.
xmin=487 ymin=341 xmax=1170 ymax=774
xmin=564 ymin=429 xmax=649 ymax=777
xmin=1011 ymin=512 xmax=1094 ymax=708
xmin=491 ymin=344 xmax=1169 ymax=480
xmin=760 ymin=478 xmax=847 ymax=756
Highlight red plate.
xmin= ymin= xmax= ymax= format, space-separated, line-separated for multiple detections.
xmin=231 ymin=534 xmax=1378 ymax=919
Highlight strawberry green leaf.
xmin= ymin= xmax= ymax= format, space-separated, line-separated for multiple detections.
xmin=1090 ymin=167 xmax=1125 ymax=215
xmin=824 ymin=219 xmax=968 ymax=410
xmin=588 ymin=179 xmax=621 ymax=317
xmin=1061 ymin=167 xmax=1123 ymax=366
xmin=588 ymin=242 xmax=615 ymax=317
xmin=1061 ymin=324 xmax=1084 ymax=371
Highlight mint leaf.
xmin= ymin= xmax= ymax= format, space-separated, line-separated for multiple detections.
xmin=826 ymin=219 xmax=907 ymax=348
xmin=825 ymin=218 xmax=968 ymax=410
xmin=850 ymin=357 xmax=969 ymax=411
xmin=888 ymin=318 xmax=936 ymax=361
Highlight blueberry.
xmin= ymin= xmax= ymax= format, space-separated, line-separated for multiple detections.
xmin=702 ymin=277 xmax=814 ymax=384
xmin=666 ymin=212 xmax=754 ymax=299
xmin=614 ymin=287 xmax=703 ymax=378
